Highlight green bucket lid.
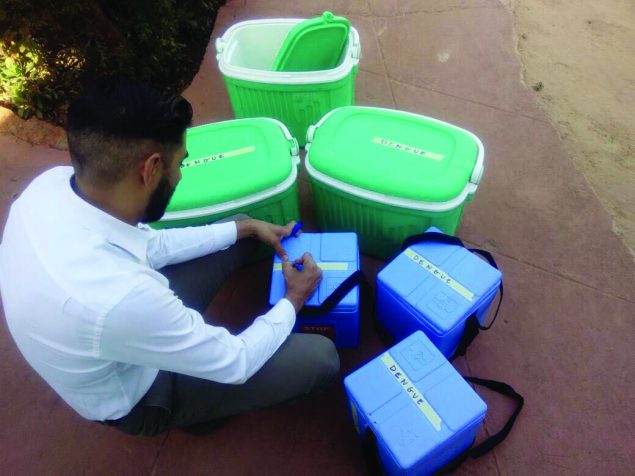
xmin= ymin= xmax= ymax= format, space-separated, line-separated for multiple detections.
xmin=306 ymin=107 xmax=483 ymax=203
xmin=272 ymin=11 xmax=350 ymax=72
xmin=166 ymin=118 xmax=298 ymax=213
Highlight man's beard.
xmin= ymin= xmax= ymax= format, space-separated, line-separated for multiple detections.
xmin=141 ymin=174 xmax=176 ymax=223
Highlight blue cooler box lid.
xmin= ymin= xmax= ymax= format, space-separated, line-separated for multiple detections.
xmin=344 ymin=331 xmax=487 ymax=470
xmin=377 ymin=227 xmax=502 ymax=335
xmin=269 ymin=232 xmax=359 ymax=311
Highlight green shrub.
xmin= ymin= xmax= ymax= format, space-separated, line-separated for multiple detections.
xmin=0 ymin=0 xmax=224 ymax=124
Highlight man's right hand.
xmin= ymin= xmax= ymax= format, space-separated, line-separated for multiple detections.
xmin=282 ymin=252 xmax=323 ymax=312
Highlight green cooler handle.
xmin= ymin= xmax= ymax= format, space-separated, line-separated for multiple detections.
xmin=215 ymin=37 xmax=226 ymax=55
xmin=350 ymin=29 xmax=361 ymax=60
xmin=306 ymin=124 xmax=317 ymax=144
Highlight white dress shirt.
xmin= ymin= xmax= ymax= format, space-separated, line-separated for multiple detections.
xmin=0 ymin=166 xmax=295 ymax=421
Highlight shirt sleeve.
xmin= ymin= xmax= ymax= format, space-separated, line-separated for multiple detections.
xmin=99 ymin=276 xmax=296 ymax=384
xmin=143 ymin=222 xmax=237 ymax=269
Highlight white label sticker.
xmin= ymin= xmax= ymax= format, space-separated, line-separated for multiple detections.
xmin=181 ymin=145 xmax=255 ymax=169
xmin=380 ymin=353 xmax=442 ymax=431
xmin=404 ymin=248 xmax=474 ymax=301
xmin=372 ymin=137 xmax=445 ymax=161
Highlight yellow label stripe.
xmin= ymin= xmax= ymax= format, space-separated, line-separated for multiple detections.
xmin=181 ymin=145 xmax=256 ymax=169
xmin=372 ymin=137 xmax=445 ymax=161
xmin=381 ymin=353 xmax=442 ymax=431
xmin=404 ymin=248 xmax=474 ymax=301
xmin=273 ymin=262 xmax=349 ymax=271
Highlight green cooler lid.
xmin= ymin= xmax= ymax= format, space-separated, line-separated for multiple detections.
xmin=272 ymin=11 xmax=350 ymax=72
xmin=166 ymin=118 xmax=297 ymax=213
xmin=306 ymin=107 xmax=483 ymax=203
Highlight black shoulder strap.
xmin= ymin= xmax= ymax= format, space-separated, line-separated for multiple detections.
xmin=450 ymin=277 xmax=504 ymax=361
xmin=361 ymin=428 xmax=384 ymax=476
xmin=434 ymin=377 xmax=524 ymax=474
xmin=299 ymin=270 xmax=366 ymax=318
xmin=449 ymin=315 xmax=481 ymax=361
xmin=464 ymin=378 xmax=524 ymax=457
xmin=401 ymin=231 xmax=465 ymax=251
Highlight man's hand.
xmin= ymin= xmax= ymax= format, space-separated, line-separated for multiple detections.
xmin=282 ymin=253 xmax=322 ymax=312
xmin=236 ymin=219 xmax=299 ymax=261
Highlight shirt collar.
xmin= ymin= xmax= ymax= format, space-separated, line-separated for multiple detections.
xmin=65 ymin=171 xmax=150 ymax=262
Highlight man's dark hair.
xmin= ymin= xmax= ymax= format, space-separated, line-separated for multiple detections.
xmin=67 ymin=78 xmax=193 ymax=184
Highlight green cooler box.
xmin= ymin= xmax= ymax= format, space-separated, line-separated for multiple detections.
xmin=215 ymin=15 xmax=360 ymax=146
xmin=153 ymin=118 xmax=300 ymax=236
xmin=305 ymin=106 xmax=484 ymax=259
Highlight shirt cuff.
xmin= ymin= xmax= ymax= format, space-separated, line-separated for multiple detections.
xmin=270 ymin=298 xmax=297 ymax=329
xmin=213 ymin=221 xmax=238 ymax=250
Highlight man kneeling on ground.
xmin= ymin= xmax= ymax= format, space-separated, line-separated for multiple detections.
xmin=0 ymin=78 xmax=339 ymax=436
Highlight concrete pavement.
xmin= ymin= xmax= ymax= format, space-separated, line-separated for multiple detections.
xmin=1 ymin=1 xmax=633 ymax=474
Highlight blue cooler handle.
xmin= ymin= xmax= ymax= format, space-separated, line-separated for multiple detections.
xmin=435 ymin=377 xmax=525 ymax=475
xmin=299 ymin=270 xmax=367 ymax=318
xmin=359 ymin=377 xmax=524 ymax=476
xmin=399 ymin=231 xmax=504 ymax=359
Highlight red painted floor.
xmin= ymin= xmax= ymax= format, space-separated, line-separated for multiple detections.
xmin=1 ymin=1 xmax=633 ymax=475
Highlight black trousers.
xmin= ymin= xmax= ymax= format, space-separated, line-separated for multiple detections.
xmin=105 ymin=230 xmax=340 ymax=437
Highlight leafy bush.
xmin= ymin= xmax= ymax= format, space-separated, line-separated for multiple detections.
xmin=0 ymin=0 xmax=224 ymax=123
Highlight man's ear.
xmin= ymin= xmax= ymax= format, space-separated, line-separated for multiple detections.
xmin=139 ymin=152 xmax=162 ymax=187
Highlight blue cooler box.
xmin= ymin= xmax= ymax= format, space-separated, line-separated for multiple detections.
xmin=376 ymin=227 xmax=502 ymax=358
xmin=344 ymin=331 xmax=487 ymax=475
xmin=269 ymin=232 xmax=360 ymax=348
